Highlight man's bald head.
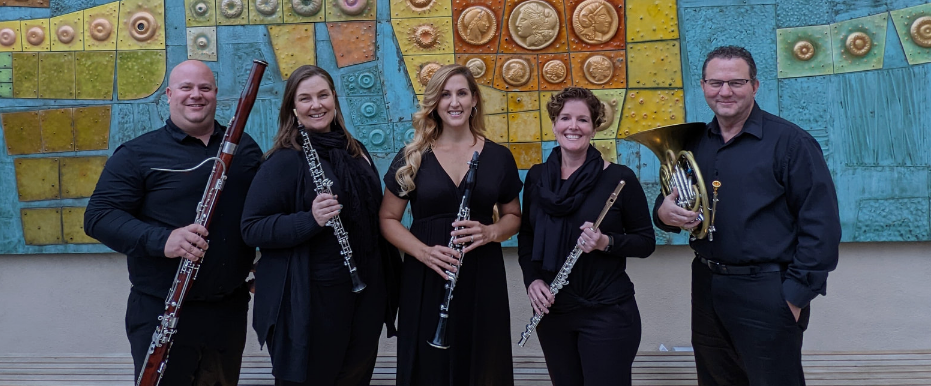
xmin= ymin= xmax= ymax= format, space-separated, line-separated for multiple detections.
xmin=166 ymin=60 xmax=218 ymax=136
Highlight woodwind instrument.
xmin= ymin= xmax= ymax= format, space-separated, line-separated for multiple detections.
xmin=136 ymin=59 xmax=267 ymax=386
xmin=428 ymin=151 xmax=480 ymax=349
xmin=517 ymin=180 xmax=626 ymax=347
xmin=299 ymin=128 xmax=366 ymax=293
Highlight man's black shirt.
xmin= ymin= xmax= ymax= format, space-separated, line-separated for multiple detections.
xmin=654 ymin=103 xmax=841 ymax=308
xmin=85 ymin=119 xmax=263 ymax=300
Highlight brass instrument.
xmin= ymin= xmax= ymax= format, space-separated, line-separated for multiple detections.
xmin=625 ymin=122 xmax=712 ymax=240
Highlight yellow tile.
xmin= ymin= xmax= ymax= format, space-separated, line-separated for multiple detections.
xmin=539 ymin=90 xmax=555 ymax=141
xmin=73 ymin=105 xmax=111 ymax=151
xmin=507 ymin=91 xmax=539 ymax=112
xmin=83 ymin=2 xmax=120 ymax=51
xmin=38 ymin=52 xmax=75 ymax=99
xmin=267 ymin=24 xmax=315 ymax=79
xmin=21 ymin=208 xmax=63 ymax=245
xmin=216 ymin=0 xmax=250 ymax=25
xmin=402 ymin=53 xmax=454 ymax=94
xmin=2 ymin=110 xmax=42 ymax=155
xmin=116 ymin=50 xmax=167 ymax=100
xmin=626 ymin=0 xmax=679 ymax=42
xmin=483 ymin=113 xmax=508 ymax=143
xmin=593 ymin=88 xmax=626 ymax=139
xmin=508 ymin=111 xmax=541 ymax=142
xmin=75 ymin=51 xmax=116 ymax=100
xmin=326 ymin=0 xmax=377 ymax=21
xmin=40 ymin=108 xmax=75 ymax=153
xmin=627 ymin=40 xmax=682 ymax=88
xmin=284 ymin=0 xmax=327 ymax=23
xmin=50 ymin=10 xmax=84 ymax=51
xmin=392 ymin=17 xmax=454 ymax=55
xmin=480 ymin=85 xmax=507 ymax=115
xmin=15 ymin=157 xmax=60 ymax=201
xmin=617 ymin=89 xmax=685 ymax=138
xmin=249 ymin=0 xmax=284 ymax=24
xmin=508 ymin=142 xmax=542 ymax=169
xmin=21 ymin=19 xmax=50 ymax=52
xmin=60 ymin=156 xmax=108 ymax=199
xmin=592 ymin=139 xmax=617 ymax=163
xmin=62 ymin=207 xmax=98 ymax=244
xmin=12 ymin=52 xmax=38 ymax=98
xmin=186 ymin=0 xmax=218 ymax=26
xmin=0 ymin=21 xmax=23 ymax=52
xmin=390 ymin=0 xmax=452 ymax=18
xmin=117 ymin=0 xmax=166 ymax=50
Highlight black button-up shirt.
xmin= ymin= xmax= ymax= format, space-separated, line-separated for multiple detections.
xmin=655 ymin=103 xmax=841 ymax=308
xmin=85 ymin=119 xmax=262 ymax=301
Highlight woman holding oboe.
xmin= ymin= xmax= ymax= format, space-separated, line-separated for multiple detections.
xmin=241 ymin=65 xmax=401 ymax=386
xmin=380 ymin=64 xmax=522 ymax=385
xmin=518 ymin=87 xmax=656 ymax=386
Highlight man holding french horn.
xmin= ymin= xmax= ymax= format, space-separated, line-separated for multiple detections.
xmin=654 ymin=46 xmax=841 ymax=386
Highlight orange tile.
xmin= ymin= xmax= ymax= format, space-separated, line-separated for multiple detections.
xmin=499 ymin=0 xmax=570 ymax=54
xmin=569 ymin=49 xmax=625 ymax=88
xmin=327 ymin=21 xmax=376 ymax=67
xmin=493 ymin=54 xmax=539 ymax=92
xmin=565 ymin=0 xmax=625 ymax=52
xmin=452 ymin=0 xmax=506 ymax=54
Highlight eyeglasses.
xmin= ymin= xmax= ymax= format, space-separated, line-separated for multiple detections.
xmin=702 ymin=79 xmax=752 ymax=89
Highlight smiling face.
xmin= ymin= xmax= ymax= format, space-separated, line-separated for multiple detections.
xmin=436 ymin=74 xmax=476 ymax=132
xmin=702 ymin=57 xmax=759 ymax=125
xmin=293 ymin=75 xmax=336 ymax=133
xmin=553 ymin=99 xmax=594 ymax=156
xmin=166 ymin=60 xmax=217 ymax=135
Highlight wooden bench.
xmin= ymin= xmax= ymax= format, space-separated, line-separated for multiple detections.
xmin=1 ymin=351 xmax=929 ymax=385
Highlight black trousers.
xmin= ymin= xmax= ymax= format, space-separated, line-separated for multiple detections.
xmin=273 ymin=276 xmax=386 ymax=386
xmin=691 ymin=257 xmax=811 ymax=386
xmin=126 ymin=286 xmax=249 ymax=386
xmin=536 ymin=298 xmax=642 ymax=386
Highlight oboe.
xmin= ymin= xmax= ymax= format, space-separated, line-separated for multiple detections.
xmin=428 ymin=151 xmax=480 ymax=349
xmin=517 ymin=180 xmax=626 ymax=347
xmin=136 ymin=59 xmax=267 ymax=386
xmin=299 ymin=129 xmax=366 ymax=293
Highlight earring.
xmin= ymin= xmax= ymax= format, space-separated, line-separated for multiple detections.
xmin=293 ymin=109 xmax=305 ymax=129
xmin=471 ymin=106 xmax=477 ymax=118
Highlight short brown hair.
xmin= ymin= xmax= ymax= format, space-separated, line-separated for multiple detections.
xmin=545 ymin=87 xmax=606 ymax=129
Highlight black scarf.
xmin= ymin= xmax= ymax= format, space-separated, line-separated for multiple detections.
xmin=305 ymin=129 xmax=382 ymax=259
xmin=532 ymin=145 xmax=604 ymax=271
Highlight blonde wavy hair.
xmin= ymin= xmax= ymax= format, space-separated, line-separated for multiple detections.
xmin=394 ymin=64 xmax=486 ymax=197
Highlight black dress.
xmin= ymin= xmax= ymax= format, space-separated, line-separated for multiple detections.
xmin=384 ymin=139 xmax=522 ymax=386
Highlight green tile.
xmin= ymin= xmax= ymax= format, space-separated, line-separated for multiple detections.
xmin=38 ymin=52 xmax=75 ymax=99
xmin=832 ymin=13 xmax=888 ymax=74
xmin=0 ymin=52 xmax=11 ymax=68
xmin=75 ymin=51 xmax=115 ymax=100
xmin=0 ymin=83 xmax=11 ymax=98
xmin=890 ymin=3 xmax=931 ymax=65
xmin=777 ymin=25 xmax=834 ymax=78
xmin=12 ymin=52 xmax=38 ymax=98
xmin=0 ymin=68 xmax=11 ymax=83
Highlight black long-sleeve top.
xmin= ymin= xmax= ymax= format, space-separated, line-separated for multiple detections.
xmin=653 ymin=103 xmax=841 ymax=308
xmin=519 ymin=163 xmax=656 ymax=313
xmin=84 ymin=119 xmax=262 ymax=300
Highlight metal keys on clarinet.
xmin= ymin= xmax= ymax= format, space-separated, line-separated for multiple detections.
xmin=517 ymin=180 xmax=626 ymax=347
xmin=300 ymin=130 xmax=366 ymax=293
xmin=428 ymin=151 xmax=480 ymax=349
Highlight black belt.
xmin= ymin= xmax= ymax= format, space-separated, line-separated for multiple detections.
xmin=698 ymin=256 xmax=784 ymax=275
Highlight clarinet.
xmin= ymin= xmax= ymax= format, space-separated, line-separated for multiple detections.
xmin=517 ymin=179 xmax=626 ymax=347
xmin=428 ymin=151 xmax=480 ymax=349
xmin=136 ymin=60 xmax=267 ymax=386
xmin=299 ymin=129 xmax=366 ymax=293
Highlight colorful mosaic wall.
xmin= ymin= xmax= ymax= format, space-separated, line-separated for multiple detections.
xmin=1 ymin=0 xmax=930 ymax=253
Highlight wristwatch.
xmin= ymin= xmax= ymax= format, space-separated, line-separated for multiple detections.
xmin=603 ymin=235 xmax=614 ymax=252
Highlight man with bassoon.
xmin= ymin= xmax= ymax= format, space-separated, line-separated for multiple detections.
xmin=85 ymin=60 xmax=263 ymax=385
xmin=654 ymin=46 xmax=841 ymax=386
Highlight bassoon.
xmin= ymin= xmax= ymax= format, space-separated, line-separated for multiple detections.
xmin=136 ymin=59 xmax=267 ymax=386
xmin=428 ymin=151 xmax=480 ymax=349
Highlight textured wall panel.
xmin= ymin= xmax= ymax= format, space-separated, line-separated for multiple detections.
xmin=507 ymin=91 xmax=539 ymax=112
xmin=267 ymin=24 xmax=315 ymax=78
xmin=345 ymin=97 xmax=389 ymax=126
xmin=565 ymin=0 xmax=625 ymax=52
xmin=626 ymin=0 xmax=678 ymax=42
xmin=479 ymin=84 xmax=507 ymax=114
xmin=0 ymin=0 xmax=50 ymax=7
xmin=538 ymin=90 xmax=554 ymax=141
xmin=627 ymin=40 xmax=682 ymax=88
xmin=536 ymin=53 xmax=571 ymax=91
xmin=186 ymin=0 xmax=217 ymax=26
xmin=50 ymin=11 xmax=84 ymax=51
xmin=391 ymin=121 xmax=416 ymax=152
xmin=21 ymin=208 xmax=62 ymax=246
xmin=117 ymin=0 xmax=166 ymax=50
xmin=774 ymin=0 xmax=832 ymax=29
xmin=392 ymin=0 xmax=451 ymax=18
xmin=62 ymin=207 xmax=97 ymax=244
xmin=402 ymin=53 xmax=454 ymax=94
xmin=832 ymin=13 xmax=887 ymax=74
xmin=890 ymin=3 xmax=931 ymax=65
xmin=216 ymin=0 xmax=251 ymax=25
xmin=493 ymin=54 xmax=539 ymax=92
xmin=2 ymin=111 xmax=42 ymax=155
xmin=455 ymin=54 xmax=496 ymax=87
xmin=508 ymin=142 xmax=542 ymax=169
xmin=15 ymin=158 xmax=59 ymax=201
xmin=616 ymin=89 xmax=684 ymax=138
xmin=116 ymin=50 xmax=166 ymax=100
xmin=592 ymin=138 xmax=616 ymax=163
xmin=392 ymin=17 xmax=454 ymax=55
xmin=508 ymin=111 xmax=541 ymax=142
xmin=498 ymin=0 xmax=570 ymax=54
xmin=327 ymin=22 xmax=376 ymax=67
xmin=592 ymin=88 xmax=625 ymax=139
xmin=37 ymin=52 xmax=75 ymax=99
xmin=341 ymin=65 xmax=383 ymax=96
xmin=74 ymin=51 xmax=115 ymax=100
xmin=284 ymin=0 xmax=327 ymax=23
xmin=60 ymin=156 xmax=107 ymax=199
xmin=73 ymin=105 xmax=111 ymax=151
xmin=0 ymin=21 xmax=23 ymax=52
xmin=249 ymin=0 xmax=284 ymax=24
xmin=187 ymin=27 xmax=218 ymax=61
xmin=855 ymin=198 xmax=930 ymax=242
xmin=83 ymin=2 xmax=119 ymax=51
xmin=777 ymin=25 xmax=834 ymax=78
xmin=0 ymin=68 xmax=9 ymax=82
xmin=327 ymin=0 xmax=377 ymax=21
xmin=20 ymin=19 xmax=50 ymax=52
xmin=777 ymin=76 xmax=835 ymax=146
xmin=12 ymin=52 xmax=38 ymax=98
xmin=569 ymin=50 xmax=625 ymax=89
xmin=484 ymin=113 xmax=508 ymax=143
xmin=356 ymin=123 xmax=394 ymax=153
xmin=451 ymin=0 xmax=505 ymax=54
xmin=39 ymin=108 xmax=74 ymax=153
